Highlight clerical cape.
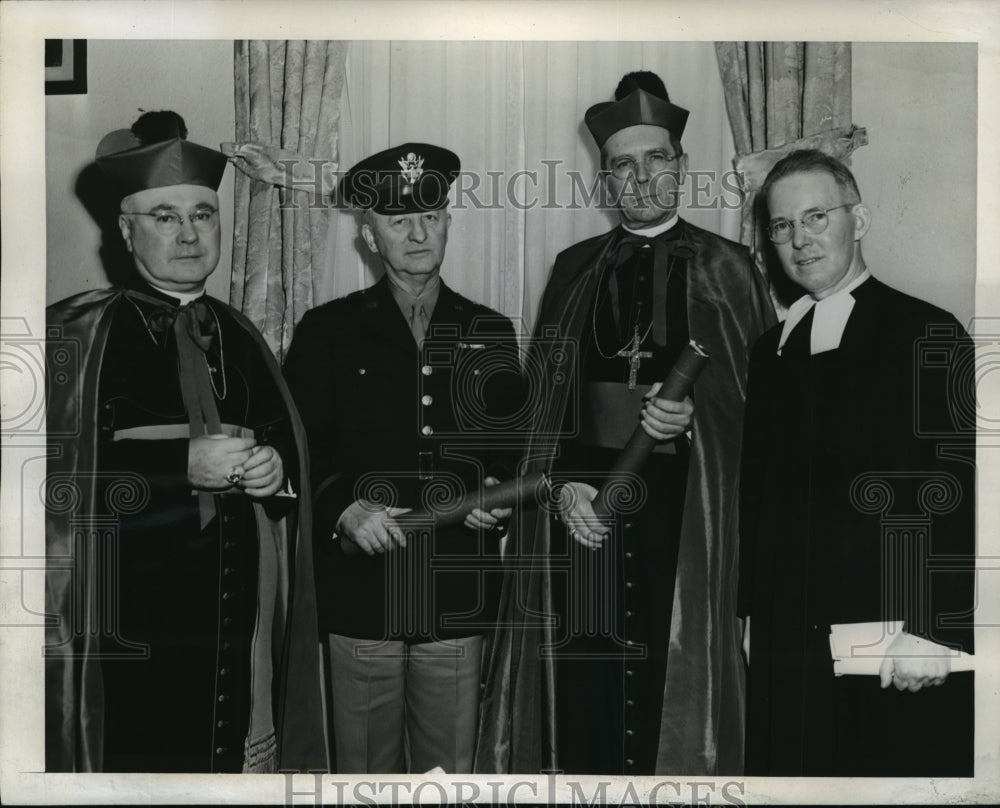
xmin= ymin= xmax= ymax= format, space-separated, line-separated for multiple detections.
xmin=475 ymin=220 xmax=774 ymax=774
xmin=45 ymin=288 xmax=327 ymax=772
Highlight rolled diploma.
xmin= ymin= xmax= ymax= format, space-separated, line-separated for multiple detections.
xmin=339 ymin=341 xmax=709 ymax=554
xmin=829 ymin=621 xmax=975 ymax=676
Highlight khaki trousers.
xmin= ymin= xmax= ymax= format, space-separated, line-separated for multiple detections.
xmin=327 ymin=634 xmax=483 ymax=773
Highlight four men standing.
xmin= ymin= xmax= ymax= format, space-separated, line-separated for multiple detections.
xmin=45 ymin=76 xmax=976 ymax=776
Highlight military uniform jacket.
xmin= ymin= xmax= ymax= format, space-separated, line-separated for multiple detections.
xmin=284 ymin=277 xmax=522 ymax=643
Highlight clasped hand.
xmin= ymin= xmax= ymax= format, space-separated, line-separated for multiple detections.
xmin=559 ymin=392 xmax=693 ymax=548
xmin=187 ymin=434 xmax=285 ymax=498
xmin=878 ymin=631 xmax=953 ymax=692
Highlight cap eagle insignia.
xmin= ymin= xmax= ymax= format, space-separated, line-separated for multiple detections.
xmin=398 ymin=152 xmax=424 ymax=185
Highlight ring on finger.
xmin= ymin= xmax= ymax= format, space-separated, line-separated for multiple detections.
xmin=226 ymin=467 xmax=244 ymax=485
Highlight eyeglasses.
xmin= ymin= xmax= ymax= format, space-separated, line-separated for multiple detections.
xmin=122 ymin=207 xmax=219 ymax=237
xmin=608 ymin=151 xmax=683 ymax=181
xmin=767 ymin=204 xmax=854 ymax=244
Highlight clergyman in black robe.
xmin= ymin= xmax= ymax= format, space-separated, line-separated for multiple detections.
xmin=739 ymin=149 xmax=974 ymax=776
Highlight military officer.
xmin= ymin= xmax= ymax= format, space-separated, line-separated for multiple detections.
xmin=283 ymin=143 xmax=522 ymax=773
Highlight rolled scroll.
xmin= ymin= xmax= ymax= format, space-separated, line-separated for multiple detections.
xmin=340 ymin=341 xmax=709 ymax=554
xmin=592 ymin=340 xmax=709 ymax=517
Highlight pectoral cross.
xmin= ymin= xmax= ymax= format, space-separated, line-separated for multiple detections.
xmin=617 ymin=324 xmax=653 ymax=391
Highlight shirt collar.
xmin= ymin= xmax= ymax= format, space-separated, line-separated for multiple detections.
xmin=385 ymin=272 xmax=441 ymax=321
xmin=622 ymin=213 xmax=679 ymax=239
xmin=777 ymin=269 xmax=872 ymax=356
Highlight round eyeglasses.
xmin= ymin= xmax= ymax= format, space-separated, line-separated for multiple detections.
xmin=123 ymin=207 xmax=220 ymax=237
xmin=767 ymin=203 xmax=855 ymax=244
xmin=608 ymin=151 xmax=683 ymax=181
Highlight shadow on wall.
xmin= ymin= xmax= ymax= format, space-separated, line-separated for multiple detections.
xmin=75 ymin=161 xmax=134 ymax=287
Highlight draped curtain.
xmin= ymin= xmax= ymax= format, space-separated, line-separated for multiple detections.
xmin=319 ymin=41 xmax=739 ymax=336
xmin=231 ymin=40 xmax=348 ymax=359
xmin=714 ymin=42 xmax=867 ymax=258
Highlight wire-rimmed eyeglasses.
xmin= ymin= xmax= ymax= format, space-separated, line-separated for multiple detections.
xmin=767 ymin=203 xmax=855 ymax=244
xmin=122 ymin=207 xmax=220 ymax=237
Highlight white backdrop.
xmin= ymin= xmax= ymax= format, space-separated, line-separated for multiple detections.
xmin=324 ymin=40 xmax=740 ymax=335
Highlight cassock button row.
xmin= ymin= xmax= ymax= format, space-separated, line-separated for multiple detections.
xmin=422 ymin=365 xmax=433 ymax=376
xmin=421 ymin=395 xmax=433 ymax=406
xmin=422 ymin=425 xmax=434 ymax=436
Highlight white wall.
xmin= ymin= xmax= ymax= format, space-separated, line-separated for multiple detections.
xmin=45 ymin=40 xmax=977 ymax=330
xmin=852 ymin=42 xmax=976 ymax=327
xmin=45 ymin=39 xmax=235 ymax=304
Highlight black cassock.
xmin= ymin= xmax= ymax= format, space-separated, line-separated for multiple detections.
xmin=739 ymin=277 xmax=975 ymax=776
xmin=45 ymin=282 xmax=325 ymax=774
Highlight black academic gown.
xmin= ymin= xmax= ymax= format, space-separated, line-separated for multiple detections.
xmin=739 ymin=277 xmax=975 ymax=776
xmin=284 ymin=277 xmax=522 ymax=647
xmin=45 ymin=285 xmax=326 ymax=773
xmin=476 ymin=220 xmax=774 ymax=774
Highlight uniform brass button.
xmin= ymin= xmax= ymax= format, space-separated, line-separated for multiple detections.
xmin=421 ymin=365 xmax=433 ymax=376
xmin=223 ymin=567 xmax=233 ymax=576
xmin=626 ymin=640 xmax=634 ymax=646
xmin=216 ymin=747 xmax=226 ymax=755
xmin=626 ymin=758 xmax=635 ymax=766
xmin=218 ymin=695 xmax=227 ymax=703
xmin=625 ymin=552 xmax=633 ymax=559
xmin=358 ymin=368 xmax=366 ymax=375
xmin=217 ymin=720 xmax=227 ymax=728
xmin=626 ymin=669 xmax=634 ymax=678
xmin=627 ymin=700 xmax=635 ymax=707
xmin=220 ymin=668 xmax=229 ymax=677
xmin=626 ymin=582 xmax=633 ymax=589
xmin=624 ymin=523 xmax=634 ymax=530
xmin=626 ymin=730 xmax=634 ymax=737
xmin=421 ymin=395 xmax=433 ymax=406
xmin=223 ymin=617 xmax=232 ymax=626
xmin=421 ymin=425 xmax=434 ymax=436
xmin=626 ymin=610 xmax=633 ymax=617
xmin=473 ymin=369 xmax=481 ymax=376
xmin=222 ymin=592 xmax=231 ymax=600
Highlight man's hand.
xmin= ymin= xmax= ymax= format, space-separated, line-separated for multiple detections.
xmin=188 ymin=434 xmax=255 ymax=490
xmin=640 ymin=386 xmax=693 ymax=441
xmin=557 ymin=481 xmax=611 ymax=549
xmin=337 ymin=500 xmax=411 ymax=556
xmin=240 ymin=444 xmax=285 ymax=498
xmin=464 ymin=476 xmax=513 ymax=531
xmin=878 ymin=631 xmax=953 ymax=692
